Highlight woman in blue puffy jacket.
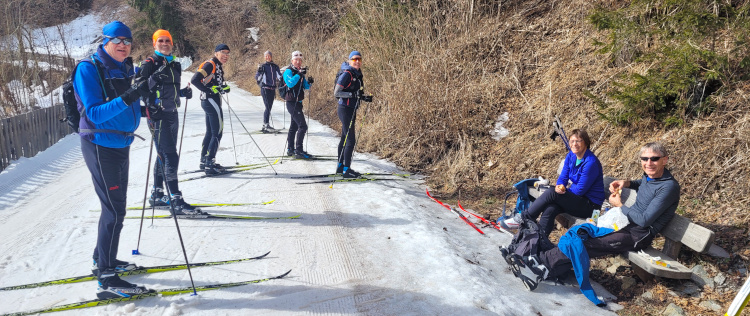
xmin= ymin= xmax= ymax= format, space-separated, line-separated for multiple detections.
xmin=505 ymin=129 xmax=605 ymax=237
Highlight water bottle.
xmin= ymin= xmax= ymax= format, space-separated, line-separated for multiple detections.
xmin=591 ymin=209 xmax=601 ymax=225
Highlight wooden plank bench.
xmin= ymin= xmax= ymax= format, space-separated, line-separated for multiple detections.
xmin=525 ymin=178 xmax=716 ymax=281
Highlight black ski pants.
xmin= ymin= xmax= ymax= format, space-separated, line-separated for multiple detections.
xmin=540 ymin=224 xmax=653 ymax=279
xmin=523 ymin=189 xmax=600 ymax=238
xmin=150 ymin=111 xmax=180 ymax=195
xmin=286 ymin=100 xmax=307 ymax=151
xmin=261 ymin=87 xmax=275 ymax=125
xmin=81 ymin=138 xmax=129 ymax=272
xmin=337 ymin=105 xmax=357 ymax=168
xmin=200 ymin=95 xmax=223 ymax=161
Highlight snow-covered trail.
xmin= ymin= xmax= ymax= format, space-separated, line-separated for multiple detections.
xmin=0 ymin=78 xmax=618 ymax=315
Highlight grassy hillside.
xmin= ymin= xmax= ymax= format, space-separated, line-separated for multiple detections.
xmin=129 ymin=0 xmax=750 ymax=314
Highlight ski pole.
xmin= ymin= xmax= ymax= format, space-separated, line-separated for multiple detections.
xmin=305 ymin=86 xmax=311 ymax=153
xmin=177 ymin=83 xmax=190 ymax=156
xmin=145 ymin=125 xmax=199 ymax=295
xmin=133 ymin=133 xmax=155 ymax=255
xmin=221 ymin=94 xmax=278 ymax=175
xmin=227 ymin=95 xmax=239 ymax=165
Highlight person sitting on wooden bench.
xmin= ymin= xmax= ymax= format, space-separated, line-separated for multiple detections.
xmin=508 ymin=141 xmax=680 ymax=305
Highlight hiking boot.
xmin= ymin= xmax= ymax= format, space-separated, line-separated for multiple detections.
xmin=342 ymin=167 xmax=361 ymax=179
xmin=509 ymin=254 xmax=549 ymax=291
xmin=286 ymin=148 xmax=295 ymax=156
xmin=170 ymin=193 xmax=204 ymax=216
xmin=97 ymin=270 xmax=151 ymax=299
xmin=148 ymin=188 xmax=170 ymax=207
xmin=500 ymin=213 xmax=522 ymax=230
xmin=294 ymin=149 xmax=313 ymax=159
xmin=92 ymin=259 xmax=139 ymax=277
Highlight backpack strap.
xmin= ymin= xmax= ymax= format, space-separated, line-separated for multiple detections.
xmin=198 ymin=60 xmax=216 ymax=85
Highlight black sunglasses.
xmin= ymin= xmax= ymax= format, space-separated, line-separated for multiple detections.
xmin=105 ymin=36 xmax=132 ymax=45
xmin=640 ymin=156 xmax=663 ymax=162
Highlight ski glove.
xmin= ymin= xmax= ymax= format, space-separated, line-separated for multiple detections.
xmin=150 ymin=64 xmax=170 ymax=83
xmin=307 ymin=76 xmax=314 ymax=84
xmin=120 ymin=78 xmax=150 ymax=105
xmin=257 ymin=65 xmax=264 ymax=72
xmin=298 ymin=67 xmax=307 ymax=75
xmin=210 ymin=85 xmax=221 ymax=94
xmin=147 ymin=101 xmax=164 ymax=120
xmin=220 ymin=84 xmax=230 ymax=94
xmin=140 ymin=106 xmax=147 ymax=116
xmin=180 ymin=86 xmax=192 ymax=99
xmin=361 ymin=95 xmax=373 ymax=102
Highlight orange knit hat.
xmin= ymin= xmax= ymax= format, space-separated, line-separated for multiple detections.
xmin=152 ymin=29 xmax=173 ymax=46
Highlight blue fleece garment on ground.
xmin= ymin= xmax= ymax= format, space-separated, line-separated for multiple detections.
xmin=558 ymin=223 xmax=615 ymax=306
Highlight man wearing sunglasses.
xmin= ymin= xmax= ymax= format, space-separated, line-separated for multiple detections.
xmin=74 ymin=21 xmax=153 ymax=299
xmin=333 ymin=51 xmax=372 ymax=178
xmin=138 ymin=29 xmax=198 ymax=215
xmin=509 ymin=142 xmax=680 ymax=303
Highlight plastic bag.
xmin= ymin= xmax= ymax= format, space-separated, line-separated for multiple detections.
xmin=597 ymin=207 xmax=629 ymax=231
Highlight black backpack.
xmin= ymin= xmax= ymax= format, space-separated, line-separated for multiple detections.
xmin=278 ymin=82 xmax=288 ymax=99
xmin=507 ymin=218 xmax=555 ymax=259
xmin=61 ymin=57 xmax=105 ymax=133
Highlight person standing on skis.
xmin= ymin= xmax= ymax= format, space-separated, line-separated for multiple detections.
xmin=191 ymin=44 xmax=231 ymax=174
xmin=255 ymin=50 xmax=282 ymax=132
xmin=283 ymin=50 xmax=314 ymax=159
xmin=333 ymin=51 xmax=372 ymax=178
xmin=75 ymin=21 xmax=156 ymax=299
xmin=138 ymin=29 xmax=200 ymax=215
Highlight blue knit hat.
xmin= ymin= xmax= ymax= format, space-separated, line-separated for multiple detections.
xmin=215 ymin=43 xmax=230 ymax=52
xmin=102 ymin=21 xmax=132 ymax=45
xmin=348 ymin=51 xmax=361 ymax=59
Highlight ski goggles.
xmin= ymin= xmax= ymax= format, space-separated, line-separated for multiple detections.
xmin=105 ymin=36 xmax=132 ymax=45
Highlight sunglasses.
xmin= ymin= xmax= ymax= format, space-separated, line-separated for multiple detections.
xmin=106 ymin=36 xmax=132 ymax=45
xmin=351 ymin=58 xmax=362 ymax=61
xmin=640 ymin=156 xmax=663 ymax=162
xmin=157 ymin=39 xmax=171 ymax=43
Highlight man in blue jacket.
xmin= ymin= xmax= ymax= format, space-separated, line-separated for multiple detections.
xmin=509 ymin=142 xmax=680 ymax=305
xmin=75 ymin=21 xmax=164 ymax=299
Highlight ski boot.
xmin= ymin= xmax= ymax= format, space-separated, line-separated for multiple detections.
xmin=97 ymin=269 xmax=152 ymax=299
xmin=294 ymin=149 xmax=313 ymax=160
xmin=204 ymin=158 xmax=227 ymax=175
xmin=148 ymin=187 xmax=170 ymax=207
xmin=170 ymin=193 xmax=204 ymax=216
xmin=336 ymin=163 xmax=344 ymax=174
xmin=92 ymin=258 xmax=139 ymax=277
xmin=286 ymin=148 xmax=295 ymax=157
xmin=199 ymin=157 xmax=207 ymax=170
xmin=342 ymin=167 xmax=361 ymax=179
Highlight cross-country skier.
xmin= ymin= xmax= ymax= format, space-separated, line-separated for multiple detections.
xmin=255 ymin=50 xmax=282 ymax=132
xmin=333 ymin=51 xmax=373 ymax=178
xmin=138 ymin=29 xmax=201 ymax=215
xmin=74 ymin=21 xmax=157 ymax=298
xmin=283 ymin=51 xmax=314 ymax=159
xmin=191 ymin=44 xmax=231 ymax=174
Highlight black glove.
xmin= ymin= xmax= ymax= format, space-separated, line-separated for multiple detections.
xmin=151 ymin=64 xmax=169 ymax=83
xmin=220 ymin=84 xmax=230 ymax=94
xmin=307 ymin=76 xmax=314 ymax=84
xmin=120 ymin=78 xmax=150 ymax=105
xmin=180 ymin=86 xmax=192 ymax=99
xmin=140 ymin=106 xmax=147 ymax=116
xmin=299 ymin=67 xmax=307 ymax=75
xmin=361 ymin=95 xmax=373 ymax=102
xmin=257 ymin=65 xmax=264 ymax=72
xmin=147 ymin=101 xmax=163 ymax=120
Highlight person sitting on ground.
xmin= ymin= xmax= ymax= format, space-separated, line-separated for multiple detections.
xmin=507 ymin=142 xmax=680 ymax=305
xmin=504 ymin=129 xmax=605 ymax=237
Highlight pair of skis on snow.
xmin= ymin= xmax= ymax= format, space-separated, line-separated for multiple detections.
xmin=0 ymin=251 xmax=290 ymax=315
xmin=292 ymin=172 xmax=412 ymax=184
xmin=426 ymin=188 xmax=512 ymax=235
xmin=90 ymin=200 xmax=301 ymax=221
xmin=178 ymin=159 xmax=280 ymax=182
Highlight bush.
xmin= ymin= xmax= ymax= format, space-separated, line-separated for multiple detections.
xmin=586 ymin=0 xmax=750 ymax=126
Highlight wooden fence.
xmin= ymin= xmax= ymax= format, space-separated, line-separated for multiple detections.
xmin=0 ymin=104 xmax=72 ymax=171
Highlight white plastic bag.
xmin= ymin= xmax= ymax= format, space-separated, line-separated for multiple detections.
xmin=597 ymin=207 xmax=630 ymax=231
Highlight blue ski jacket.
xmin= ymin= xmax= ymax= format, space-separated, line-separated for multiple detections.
xmin=558 ymin=223 xmax=615 ymax=306
xmin=283 ymin=66 xmax=311 ymax=101
xmin=335 ymin=62 xmax=363 ymax=107
xmin=73 ymin=45 xmax=141 ymax=148
xmin=557 ymin=149 xmax=605 ymax=206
